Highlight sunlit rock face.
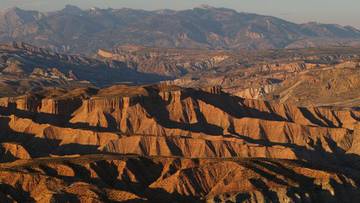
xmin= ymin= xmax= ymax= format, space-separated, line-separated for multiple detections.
xmin=1 ymin=84 xmax=360 ymax=202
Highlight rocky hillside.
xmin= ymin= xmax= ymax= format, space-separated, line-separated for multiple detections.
xmin=97 ymin=45 xmax=231 ymax=77
xmin=1 ymin=5 xmax=360 ymax=54
xmin=3 ymin=42 xmax=360 ymax=108
xmin=1 ymin=84 xmax=360 ymax=201
xmin=0 ymin=42 xmax=169 ymax=97
xmin=164 ymin=47 xmax=360 ymax=107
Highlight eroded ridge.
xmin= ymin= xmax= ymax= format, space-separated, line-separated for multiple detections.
xmin=1 ymin=85 xmax=360 ymax=202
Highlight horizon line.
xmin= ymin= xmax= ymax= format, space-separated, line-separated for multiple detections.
xmin=1 ymin=4 xmax=359 ymax=29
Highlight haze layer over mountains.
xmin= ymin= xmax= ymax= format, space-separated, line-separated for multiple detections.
xmin=1 ymin=5 xmax=360 ymax=54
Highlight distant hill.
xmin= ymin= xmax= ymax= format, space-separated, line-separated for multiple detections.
xmin=0 ymin=42 xmax=168 ymax=97
xmin=1 ymin=5 xmax=360 ymax=54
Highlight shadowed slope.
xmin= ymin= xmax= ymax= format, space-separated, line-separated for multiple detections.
xmin=1 ymin=85 xmax=360 ymax=201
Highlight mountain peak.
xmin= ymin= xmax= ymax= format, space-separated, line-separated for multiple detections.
xmin=3 ymin=7 xmax=42 ymax=22
xmin=62 ymin=4 xmax=83 ymax=14
xmin=4 ymin=7 xmax=25 ymax=14
xmin=0 ymin=6 xmax=360 ymax=53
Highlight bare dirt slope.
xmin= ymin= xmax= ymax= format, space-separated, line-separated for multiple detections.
xmin=1 ymin=84 xmax=360 ymax=202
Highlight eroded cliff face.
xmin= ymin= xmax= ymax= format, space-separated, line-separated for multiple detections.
xmin=1 ymin=155 xmax=359 ymax=202
xmin=0 ymin=42 xmax=168 ymax=97
xmin=1 ymin=85 xmax=360 ymax=202
xmin=98 ymin=45 xmax=231 ymax=77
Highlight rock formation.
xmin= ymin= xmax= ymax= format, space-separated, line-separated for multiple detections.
xmin=1 ymin=84 xmax=360 ymax=201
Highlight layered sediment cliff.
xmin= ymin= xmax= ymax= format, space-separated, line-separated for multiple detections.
xmin=1 ymin=85 xmax=360 ymax=201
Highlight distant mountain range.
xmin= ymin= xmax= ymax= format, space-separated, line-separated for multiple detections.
xmin=1 ymin=5 xmax=360 ymax=54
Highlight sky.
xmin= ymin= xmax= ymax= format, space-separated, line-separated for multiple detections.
xmin=1 ymin=0 xmax=360 ymax=28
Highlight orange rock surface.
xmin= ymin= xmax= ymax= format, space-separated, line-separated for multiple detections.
xmin=0 ymin=85 xmax=360 ymax=202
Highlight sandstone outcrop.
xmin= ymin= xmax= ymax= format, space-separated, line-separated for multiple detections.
xmin=1 ymin=84 xmax=360 ymax=201
xmin=0 ymin=155 xmax=359 ymax=202
xmin=0 ymin=143 xmax=31 ymax=162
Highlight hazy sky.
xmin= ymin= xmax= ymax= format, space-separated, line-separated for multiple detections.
xmin=1 ymin=0 xmax=360 ymax=28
